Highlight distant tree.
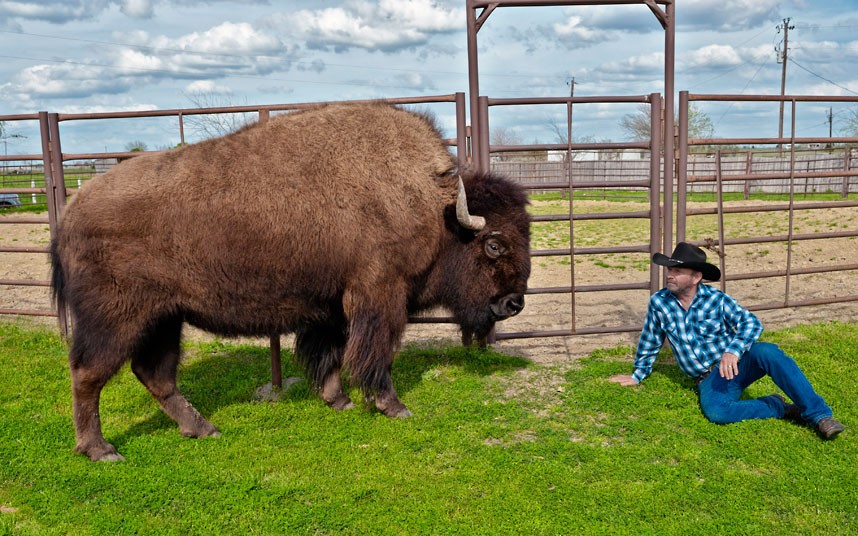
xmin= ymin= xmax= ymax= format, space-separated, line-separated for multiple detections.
xmin=491 ymin=127 xmax=523 ymax=162
xmin=841 ymin=106 xmax=858 ymax=137
xmin=125 ymin=141 xmax=148 ymax=152
xmin=183 ymin=90 xmax=253 ymax=140
xmin=620 ymin=103 xmax=714 ymax=141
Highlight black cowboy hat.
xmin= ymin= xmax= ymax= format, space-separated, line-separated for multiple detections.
xmin=652 ymin=242 xmax=721 ymax=281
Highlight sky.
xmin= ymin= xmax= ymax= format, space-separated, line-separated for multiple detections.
xmin=2 ymin=0 xmax=858 ymax=155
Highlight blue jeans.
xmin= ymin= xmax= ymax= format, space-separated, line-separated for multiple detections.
xmin=697 ymin=342 xmax=832 ymax=425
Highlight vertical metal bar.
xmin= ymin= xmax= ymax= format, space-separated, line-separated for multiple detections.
xmin=39 ymin=112 xmax=68 ymax=337
xmin=676 ymin=91 xmax=688 ymax=244
xmin=256 ymin=108 xmax=281 ymax=388
xmin=567 ymin=94 xmax=576 ymax=333
xmin=455 ymin=92 xmax=468 ymax=169
xmin=844 ymin=148 xmax=851 ymax=199
xmin=714 ymin=150 xmax=727 ymax=292
xmin=784 ymin=100 xmax=797 ymax=306
xmin=479 ymin=95 xmax=496 ymax=344
xmin=179 ymin=112 xmax=186 ymax=147
xmin=466 ymin=0 xmax=481 ymax=172
xmin=270 ymin=334 xmax=282 ymax=390
xmin=662 ymin=1 xmax=676 ymax=260
xmin=477 ymin=96 xmax=490 ymax=174
xmin=744 ymin=150 xmax=752 ymax=199
xmin=649 ymin=94 xmax=662 ymax=294
xmin=48 ymin=113 xmax=67 ymax=212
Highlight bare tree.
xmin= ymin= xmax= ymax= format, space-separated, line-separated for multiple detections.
xmin=124 ymin=140 xmax=148 ymax=152
xmin=490 ymin=127 xmax=523 ymax=162
xmin=620 ymin=103 xmax=714 ymax=141
xmin=183 ymin=90 xmax=254 ymax=141
xmin=841 ymin=106 xmax=858 ymax=137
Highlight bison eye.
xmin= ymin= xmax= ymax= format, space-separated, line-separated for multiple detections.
xmin=485 ymin=238 xmax=506 ymax=259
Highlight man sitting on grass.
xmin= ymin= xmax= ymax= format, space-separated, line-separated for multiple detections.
xmin=609 ymin=242 xmax=845 ymax=440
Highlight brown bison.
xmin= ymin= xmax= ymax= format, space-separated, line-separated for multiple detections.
xmin=51 ymin=102 xmax=531 ymax=462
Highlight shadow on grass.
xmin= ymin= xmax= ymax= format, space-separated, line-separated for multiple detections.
xmin=110 ymin=340 xmax=528 ymax=445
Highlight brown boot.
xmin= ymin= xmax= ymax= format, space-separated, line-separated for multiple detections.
xmin=816 ymin=417 xmax=845 ymax=440
xmin=772 ymin=394 xmax=802 ymax=422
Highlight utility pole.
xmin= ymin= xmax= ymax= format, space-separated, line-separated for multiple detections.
xmin=777 ymin=17 xmax=794 ymax=155
xmin=827 ymin=107 xmax=834 ymax=148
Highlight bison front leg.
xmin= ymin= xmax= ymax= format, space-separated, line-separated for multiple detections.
xmin=343 ymin=288 xmax=412 ymax=418
xmin=295 ymin=326 xmax=354 ymax=411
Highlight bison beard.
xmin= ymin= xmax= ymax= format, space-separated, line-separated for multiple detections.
xmin=51 ymin=102 xmax=531 ymax=461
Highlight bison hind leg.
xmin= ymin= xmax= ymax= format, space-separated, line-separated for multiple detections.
xmin=68 ymin=319 xmax=133 ymax=461
xmin=294 ymin=325 xmax=354 ymax=411
xmin=130 ymin=315 xmax=220 ymax=439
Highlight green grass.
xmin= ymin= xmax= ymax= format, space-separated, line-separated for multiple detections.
xmin=1 ymin=320 xmax=855 ymax=534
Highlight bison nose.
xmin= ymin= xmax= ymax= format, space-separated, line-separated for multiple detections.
xmin=491 ymin=293 xmax=525 ymax=319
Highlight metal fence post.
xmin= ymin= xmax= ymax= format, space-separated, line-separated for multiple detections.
xmin=39 ymin=112 xmax=69 ymax=337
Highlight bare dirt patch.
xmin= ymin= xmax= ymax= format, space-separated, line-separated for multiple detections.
xmin=3 ymin=199 xmax=857 ymax=367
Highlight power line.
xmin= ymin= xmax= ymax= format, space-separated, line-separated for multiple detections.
xmin=788 ymin=57 xmax=858 ymax=95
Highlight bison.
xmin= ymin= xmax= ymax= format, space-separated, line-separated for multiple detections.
xmin=51 ymin=102 xmax=531 ymax=462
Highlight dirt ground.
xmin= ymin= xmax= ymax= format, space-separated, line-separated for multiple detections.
xmin=3 ymin=200 xmax=857 ymax=366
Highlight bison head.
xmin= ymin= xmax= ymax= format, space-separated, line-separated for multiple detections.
xmin=433 ymin=171 xmax=531 ymax=346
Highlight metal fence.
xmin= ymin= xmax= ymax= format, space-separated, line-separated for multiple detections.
xmin=677 ymin=92 xmax=858 ymax=312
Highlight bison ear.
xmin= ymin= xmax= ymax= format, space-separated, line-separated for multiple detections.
xmin=456 ymin=176 xmax=486 ymax=231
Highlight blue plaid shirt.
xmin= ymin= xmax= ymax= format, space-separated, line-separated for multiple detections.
xmin=632 ymin=284 xmax=763 ymax=383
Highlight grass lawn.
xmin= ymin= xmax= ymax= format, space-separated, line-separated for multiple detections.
xmin=0 ymin=319 xmax=855 ymax=535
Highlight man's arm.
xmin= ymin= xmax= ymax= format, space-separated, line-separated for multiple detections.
xmin=718 ymin=292 xmax=763 ymax=380
xmin=611 ymin=300 xmax=665 ymax=386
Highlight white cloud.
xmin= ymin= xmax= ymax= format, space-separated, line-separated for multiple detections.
xmin=2 ymin=62 xmax=135 ymax=99
xmin=551 ymin=16 xmax=606 ymax=44
xmin=184 ymin=80 xmax=232 ymax=94
xmin=120 ymin=0 xmax=153 ymax=18
xmin=0 ymin=0 xmax=110 ymax=23
xmin=679 ymin=0 xmax=790 ymax=31
xmin=686 ymin=45 xmax=743 ymax=69
xmin=269 ymin=0 xmax=460 ymax=52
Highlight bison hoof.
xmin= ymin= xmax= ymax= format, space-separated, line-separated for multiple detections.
xmin=326 ymin=395 xmax=355 ymax=411
xmin=77 ymin=442 xmax=125 ymax=462
xmin=180 ymin=422 xmax=220 ymax=439
xmin=380 ymin=404 xmax=413 ymax=419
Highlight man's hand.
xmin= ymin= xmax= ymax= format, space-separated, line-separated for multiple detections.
xmin=608 ymin=374 xmax=638 ymax=387
xmin=719 ymin=352 xmax=739 ymax=380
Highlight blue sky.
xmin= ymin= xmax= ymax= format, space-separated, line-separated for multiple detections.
xmin=2 ymin=0 xmax=858 ymax=154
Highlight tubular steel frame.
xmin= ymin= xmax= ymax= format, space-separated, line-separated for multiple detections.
xmin=2 ymin=0 xmax=857 ymax=374
xmin=677 ymin=91 xmax=858 ymax=312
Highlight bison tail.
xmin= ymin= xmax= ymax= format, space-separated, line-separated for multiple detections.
xmin=49 ymin=238 xmax=67 ymax=320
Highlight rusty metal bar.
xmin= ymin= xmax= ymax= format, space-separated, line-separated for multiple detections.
xmin=783 ymin=101 xmax=797 ymax=306
xmin=649 ymin=93 xmax=663 ymax=293
xmin=0 ymin=308 xmax=58 ymax=317
xmin=714 ymin=151 xmax=726 ymax=291
xmin=532 ymin=244 xmax=652 ymax=256
xmin=685 ymin=230 xmax=858 ymax=247
xmin=686 ymin=170 xmax=858 ymax=183
xmin=531 ymin=210 xmax=652 ymax=223
xmin=529 ymin=281 xmax=651 ymax=294
xmin=0 ymin=246 xmax=49 ymax=253
xmin=724 ymin=263 xmax=858 ymax=282
xmin=663 ymin=0 xmax=675 ymax=262
xmin=518 ymin=179 xmax=651 ymax=190
xmin=677 ymin=91 xmax=688 ymax=244
xmin=0 ymin=217 xmax=50 ymax=224
xmin=685 ymin=199 xmax=858 ymax=215
xmin=477 ymin=96 xmax=491 ymax=173
xmin=567 ymin=96 xmax=577 ymax=333
xmin=0 ymin=279 xmax=50 ymax=287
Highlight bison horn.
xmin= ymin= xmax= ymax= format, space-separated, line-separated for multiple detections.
xmin=456 ymin=176 xmax=486 ymax=231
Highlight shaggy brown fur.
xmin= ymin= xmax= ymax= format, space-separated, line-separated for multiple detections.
xmin=51 ymin=102 xmax=531 ymax=461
